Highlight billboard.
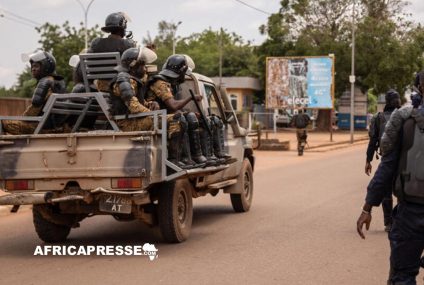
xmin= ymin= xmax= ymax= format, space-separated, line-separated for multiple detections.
xmin=266 ymin=56 xmax=334 ymax=109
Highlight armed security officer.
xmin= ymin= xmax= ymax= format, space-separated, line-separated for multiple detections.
xmin=357 ymin=72 xmax=424 ymax=284
xmin=111 ymin=47 xmax=190 ymax=168
xmin=365 ymin=89 xmax=401 ymax=232
xmin=89 ymin=12 xmax=136 ymax=92
xmin=3 ymin=51 xmax=65 ymax=134
xmin=290 ymin=109 xmax=310 ymax=156
xmin=145 ymin=54 xmax=207 ymax=167
xmin=89 ymin=12 xmax=136 ymax=55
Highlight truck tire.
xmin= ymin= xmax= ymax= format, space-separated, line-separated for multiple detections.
xmin=33 ymin=207 xmax=71 ymax=243
xmin=230 ymin=158 xmax=253 ymax=213
xmin=158 ymin=180 xmax=193 ymax=243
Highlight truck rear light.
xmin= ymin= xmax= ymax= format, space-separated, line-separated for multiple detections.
xmin=5 ymin=180 xmax=34 ymax=191
xmin=111 ymin=178 xmax=142 ymax=189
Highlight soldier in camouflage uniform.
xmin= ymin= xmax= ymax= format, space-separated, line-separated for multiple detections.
xmin=365 ymin=89 xmax=401 ymax=232
xmin=111 ymin=47 xmax=189 ymax=168
xmin=3 ymin=51 xmax=66 ymax=135
xmin=88 ymin=12 xmax=136 ymax=92
xmin=146 ymin=54 xmax=230 ymax=167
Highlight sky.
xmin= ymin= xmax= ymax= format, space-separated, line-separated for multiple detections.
xmin=0 ymin=0 xmax=423 ymax=88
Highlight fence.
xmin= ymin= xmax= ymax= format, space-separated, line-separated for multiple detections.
xmin=0 ymin=97 xmax=31 ymax=116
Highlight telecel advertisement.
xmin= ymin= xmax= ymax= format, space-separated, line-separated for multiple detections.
xmin=266 ymin=56 xmax=334 ymax=109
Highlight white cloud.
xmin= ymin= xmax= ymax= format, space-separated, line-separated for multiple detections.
xmin=0 ymin=67 xmax=18 ymax=88
xmin=28 ymin=0 xmax=70 ymax=8
xmin=179 ymin=0 xmax=235 ymax=12
xmin=0 ymin=67 xmax=15 ymax=78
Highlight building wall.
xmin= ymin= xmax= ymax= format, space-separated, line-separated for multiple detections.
xmin=226 ymin=88 xmax=254 ymax=112
xmin=0 ymin=98 xmax=31 ymax=116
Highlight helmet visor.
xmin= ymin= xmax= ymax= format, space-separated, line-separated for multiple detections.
xmin=137 ymin=47 xmax=157 ymax=64
xmin=21 ymin=51 xmax=46 ymax=63
xmin=183 ymin=54 xmax=195 ymax=71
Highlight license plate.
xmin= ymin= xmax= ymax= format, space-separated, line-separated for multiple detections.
xmin=99 ymin=194 xmax=132 ymax=214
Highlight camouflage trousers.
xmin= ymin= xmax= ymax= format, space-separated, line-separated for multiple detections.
xmin=296 ymin=128 xmax=308 ymax=147
xmin=116 ymin=114 xmax=182 ymax=138
xmin=2 ymin=120 xmax=37 ymax=135
xmin=2 ymin=120 xmax=73 ymax=135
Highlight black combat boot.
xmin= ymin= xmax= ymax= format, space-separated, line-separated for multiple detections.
xmin=199 ymin=126 xmax=219 ymax=166
xmin=167 ymin=134 xmax=187 ymax=169
xmin=213 ymin=125 xmax=232 ymax=162
xmin=189 ymin=129 xmax=207 ymax=166
xmin=181 ymin=133 xmax=196 ymax=168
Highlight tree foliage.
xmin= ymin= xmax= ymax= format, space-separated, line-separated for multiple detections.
xmin=258 ymin=0 xmax=424 ymax=99
xmin=144 ymin=22 xmax=258 ymax=78
xmin=35 ymin=21 xmax=102 ymax=90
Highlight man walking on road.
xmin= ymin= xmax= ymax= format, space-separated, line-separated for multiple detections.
xmin=365 ymin=89 xmax=401 ymax=232
xmin=290 ymin=109 xmax=310 ymax=156
xmin=357 ymin=72 xmax=424 ymax=285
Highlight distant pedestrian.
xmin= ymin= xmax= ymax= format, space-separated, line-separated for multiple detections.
xmin=290 ymin=109 xmax=310 ymax=156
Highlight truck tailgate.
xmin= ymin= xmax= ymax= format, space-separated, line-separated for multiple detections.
xmin=0 ymin=133 xmax=156 ymax=180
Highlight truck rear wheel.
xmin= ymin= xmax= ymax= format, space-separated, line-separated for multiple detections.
xmin=230 ymin=158 xmax=253 ymax=212
xmin=158 ymin=180 xmax=193 ymax=243
xmin=33 ymin=206 xmax=71 ymax=243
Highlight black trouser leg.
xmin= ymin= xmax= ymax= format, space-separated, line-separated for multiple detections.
xmin=389 ymin=204 xmax=424 ymax=285
xmin=186 ymin=112 xmax=207 ymax=164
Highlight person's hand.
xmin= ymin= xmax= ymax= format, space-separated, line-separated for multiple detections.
xmin=193 ymin=94 xmax=203 ymax=102
xmin=146 ymin=101 xmax=160 ymax=111
xmin=365 ymin=161 xmax=372 ymax=176
xmin=357 ymin=210 xmax=372 ymax=239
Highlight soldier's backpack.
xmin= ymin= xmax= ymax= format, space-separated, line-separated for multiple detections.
xmin=295 ymin=114 xmax=307 ymax=128
xmin=394 ymin=109 xmax=424 ymax=204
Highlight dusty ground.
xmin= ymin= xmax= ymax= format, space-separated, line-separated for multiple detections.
xmin=1 ymin=145 xmax=420 ymax=284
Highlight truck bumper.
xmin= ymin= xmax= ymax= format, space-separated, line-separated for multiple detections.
xmin=0 ymin=193 xmax=49 ymax=205
xmin=0 ymin=192 xmax=85 ymax=205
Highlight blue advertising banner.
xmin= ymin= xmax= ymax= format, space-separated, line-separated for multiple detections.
xmin=266 ymin=56 xmax=334 ymax=109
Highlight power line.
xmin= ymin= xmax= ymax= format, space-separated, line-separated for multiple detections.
xmin=233 ymin=0 xmax=272 ymax=15
xmin=0 ymin=14 xmax=37 ymax=28
xmin=0 ymin=8 xmax=42 ymax=26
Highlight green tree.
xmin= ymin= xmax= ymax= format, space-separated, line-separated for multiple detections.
xmin=145 ymin=22 xmax=258 ymax=78
xmin=35 ymin=21 xmax=102 ymax=90
xmin=257 ymin=0 xmax=424 ymax=129
xmin=14 ymin=68 xmax=36 ymax=98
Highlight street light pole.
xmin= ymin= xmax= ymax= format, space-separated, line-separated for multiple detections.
xmin=349 ymin=0 xmax=356 ymax=144
xmin=76 ymin=0 xmax=95 ymax=50
xmin=172 ymin=21 xmax=182 ymax=55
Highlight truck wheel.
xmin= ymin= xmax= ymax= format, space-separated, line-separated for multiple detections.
xmin=230 ymin=159 xmax=253 ymax=213
xmin=158 ymin=180 xmax=193 ymax=243
xmin=33 ymin=207 xmax=71 ymax=243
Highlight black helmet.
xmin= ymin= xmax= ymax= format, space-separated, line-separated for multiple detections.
xmin=101 ymin=12 xmax=128 ymax=33
xmin=27 ymin=51 xmax=56 ymax=78
xmin=160 ymin=54 xmax=193 ymax=79
xmin=120 ymin=47 xmax=157 ymax=71
xmin=385 ymin=89 xmax=400 ymax=103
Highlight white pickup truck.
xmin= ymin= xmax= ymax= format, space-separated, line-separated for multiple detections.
xmin=0 ymin=52 xmax=255 ymax=243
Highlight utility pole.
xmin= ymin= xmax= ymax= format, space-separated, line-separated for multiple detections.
xmin=172 ymin=21 xmax=182 ymax=55
xmin=349 ymin=0 xmax=356 ymax=144
xmin=219 ymin=28 xmax=223 ymax=87
xmin=76 ymin=0 xmax=95 ymax=50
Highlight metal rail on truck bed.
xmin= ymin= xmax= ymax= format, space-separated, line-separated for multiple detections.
xmin=0 ymin=52 xmax=228 ymax=184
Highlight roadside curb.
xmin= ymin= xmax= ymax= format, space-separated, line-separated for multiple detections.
xmin=307 ymin=139 xmax=368 ymax=153
xmin=307 ymin=136 xmax=368 ymax=150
